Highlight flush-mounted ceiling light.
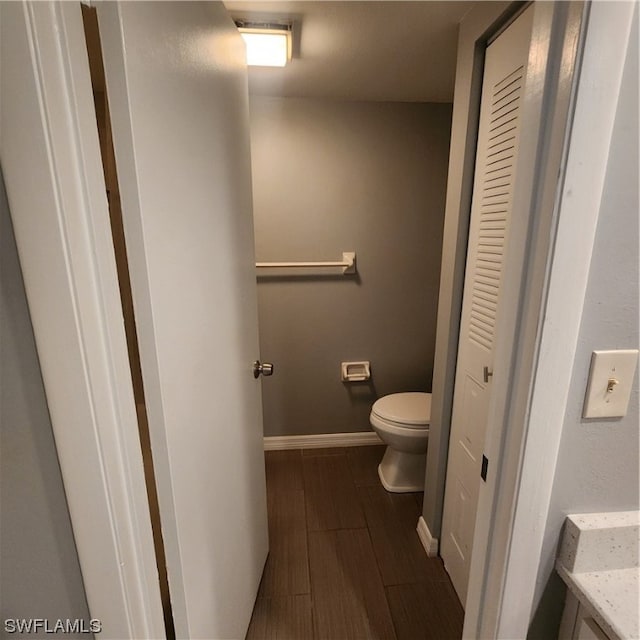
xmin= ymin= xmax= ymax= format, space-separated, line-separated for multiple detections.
xmin=235 ymin=21 xmax=292 ymax=67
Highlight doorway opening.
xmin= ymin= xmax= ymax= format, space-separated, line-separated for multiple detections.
xmin=237 ymin=1 xmax=586 ymax=636
xmin=81 ymin=7 xmax=175 ymax=639
xmin=235 ymin=1 xmax=468 ymax=632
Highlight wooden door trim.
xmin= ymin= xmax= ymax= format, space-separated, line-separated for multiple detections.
xmin=0 ymin=3 xmax=164 ymax=637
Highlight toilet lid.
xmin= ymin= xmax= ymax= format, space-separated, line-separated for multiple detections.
xmin=371 ymin=392 xmax=431 ymax=426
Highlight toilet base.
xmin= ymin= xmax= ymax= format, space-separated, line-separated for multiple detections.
xmin=378 ymin=446 xmax=426 ymax=493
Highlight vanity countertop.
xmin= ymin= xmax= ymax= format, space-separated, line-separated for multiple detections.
xmin=556 ymin=511 xmax=640 ymax=640
xmin=556 ymin=564 xmax=639 ymax=640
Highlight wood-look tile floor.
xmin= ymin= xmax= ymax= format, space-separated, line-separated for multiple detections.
xmin=246 ymin=445 xmax=464 ymax=640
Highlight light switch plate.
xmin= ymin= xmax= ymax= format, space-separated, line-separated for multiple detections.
xmin=583 ymin=349 xmax=639 ymax=418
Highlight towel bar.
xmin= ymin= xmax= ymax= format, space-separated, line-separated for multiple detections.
xmin=256 ymin=252 xmax=356 ymax=275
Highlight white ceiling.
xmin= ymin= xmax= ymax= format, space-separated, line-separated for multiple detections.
xmin=224 ymin=1 xmax=480 ymax=103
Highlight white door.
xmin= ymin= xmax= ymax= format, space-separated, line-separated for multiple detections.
xmin=96 ymin=3 xmax=268 ymax=638
xmin=441 ymin=6 xmax=534 ymax=606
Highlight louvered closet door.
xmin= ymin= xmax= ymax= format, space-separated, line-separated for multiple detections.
xmin=440 ymin=6 xmax=534 ymax=606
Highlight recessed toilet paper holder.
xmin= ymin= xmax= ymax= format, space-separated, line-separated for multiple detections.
xmin=341 ymin=361 xmax=371 ymax=382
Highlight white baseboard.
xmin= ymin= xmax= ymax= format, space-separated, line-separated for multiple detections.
xmin=264 ymin=431 xmax=383 ymax=451
xmin=417 ymin=515 xmax=439 ymax=558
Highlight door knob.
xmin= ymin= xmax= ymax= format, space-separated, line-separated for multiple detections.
xmin=253 ymin=361 xmax=274 ymax=378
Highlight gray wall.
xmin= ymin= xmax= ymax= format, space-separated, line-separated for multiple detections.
xmin=528 ymin=14 xmax=639 ymax=638
xmin=249 ymin=97 xmax=452 ymax=437
xmin=0 ymin=175 xmax=91 ymax=636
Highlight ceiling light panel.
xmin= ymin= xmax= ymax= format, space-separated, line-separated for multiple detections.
xmin=235 ymin=22 xmax=292 ymax=68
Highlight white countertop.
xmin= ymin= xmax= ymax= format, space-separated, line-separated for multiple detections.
xmin=557 ymin=511 xmax=640 ymax=640
xmin=557 ymin=564 xmax=639 ymax=640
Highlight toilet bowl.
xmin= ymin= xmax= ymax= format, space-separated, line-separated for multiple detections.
xmin=370 ymin=392 xmax=431 ymax=493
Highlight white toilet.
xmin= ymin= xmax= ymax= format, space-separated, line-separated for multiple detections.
xmin=370 ymin=392 xmax=431 ymax=493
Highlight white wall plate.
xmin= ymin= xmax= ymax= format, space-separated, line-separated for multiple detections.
xmin=583 ymin=349 xmax=639 ymax=418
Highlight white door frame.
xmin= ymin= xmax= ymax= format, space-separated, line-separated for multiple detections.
xmin=461 ymin=0 xmax=587 ymax=633
xmin=479 ymin=3 xmax=636 ymax=637
xmin=427 ymin=0 xmax=585 ymax=613
xmin=0 ymin=3 xmax=164 ymax=637
xmin=456 ymin=2 xmax=636 ymax=638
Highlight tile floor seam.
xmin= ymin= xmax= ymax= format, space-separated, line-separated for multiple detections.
xmin=300 ymin=450 xmax=316 ymax=639
xmin=363 ymin=513 xmax=400 ymax=640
